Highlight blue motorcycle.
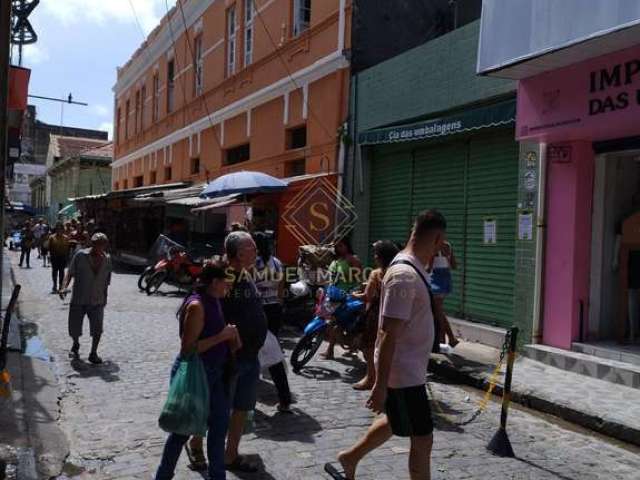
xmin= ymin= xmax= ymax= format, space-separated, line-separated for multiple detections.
xmin=290 ymin=286 xmax=366 ymax=372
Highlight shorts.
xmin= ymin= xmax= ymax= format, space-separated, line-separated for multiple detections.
xmin=385 ymin=385 xmax=433 ymax=437
xmin=430 ymin=268 xmax=452 ymax=296
xmin=68 ymin=304 xmax=104 ymax=338
xmin=229 ymin=358 xmax=260 ymax=411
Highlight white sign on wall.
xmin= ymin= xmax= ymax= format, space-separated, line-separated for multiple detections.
xmin=483 ymin=218 xmax=497 ymax=245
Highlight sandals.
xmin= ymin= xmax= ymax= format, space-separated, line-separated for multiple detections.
xmin=352 ymin=381 xmax=374 ymax=391
xmin=225 ymin=455 xmax=258 ymax=473
xmin=324 ymin=463 xmax=352 ymax=480
xmin=277 ymin=403 xmax=293 ymax=414
xmin=88 ymin=353 xmax=103 ymax=365
xmin=184 ymin=443 xmax=208 ymax=471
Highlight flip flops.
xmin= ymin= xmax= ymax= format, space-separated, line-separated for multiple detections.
xmin=184 ymin=443 xmax=208 ymax=471
xmin=324 ymin=463 xmax=353 ymax=480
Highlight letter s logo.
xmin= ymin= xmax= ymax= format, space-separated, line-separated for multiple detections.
xmin=309 ymin=202 xmax=331 ymax=232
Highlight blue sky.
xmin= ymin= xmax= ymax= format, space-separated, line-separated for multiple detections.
xmin=16 ymin=0 xmax=177 ymax=140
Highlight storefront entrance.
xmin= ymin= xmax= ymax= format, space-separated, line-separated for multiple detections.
xmin=590 ymin=150 xmax=640 ymax=345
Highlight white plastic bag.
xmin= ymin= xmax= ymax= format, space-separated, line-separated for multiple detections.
xmin=258 ymin=331 xmax=285 ymax=368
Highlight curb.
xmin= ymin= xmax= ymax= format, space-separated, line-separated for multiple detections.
xmin=428 ymin=356 xmax=640 ymax=448
xmin=2 ymin=258 xmax=39 ymax=480
xmin=2 ymin=256 xmax=68 ymax=479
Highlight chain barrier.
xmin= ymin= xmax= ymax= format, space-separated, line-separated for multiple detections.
xmin=427 ymin=328 xmax=513 ymax=427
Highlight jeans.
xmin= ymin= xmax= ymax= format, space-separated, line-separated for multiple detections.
xmin=155 ymin=359 xmax=230 ymax=480
xmin=51 ymin=256 xmax=67 ymax=289
xmin=19 ymin=248 xmax=31 ymax=267
xmin=268 ymin=361 xmax=292 ymax=406
xmin=263 ymin=303 xmax=292 ymax=406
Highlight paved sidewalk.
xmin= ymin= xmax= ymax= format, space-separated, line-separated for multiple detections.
xmin=0 ymin=252 xmax=69 ymax=480
xmin=430 ymin=342 xmax=640 ymax=447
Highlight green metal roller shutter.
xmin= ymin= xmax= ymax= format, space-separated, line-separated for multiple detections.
xmin=462 ymin=131 xmax=518 ymax=327
xmin=412 ymin=142 xmax=467 ymax=316
xmin=369 ymin=148 xmax=413 ymax=248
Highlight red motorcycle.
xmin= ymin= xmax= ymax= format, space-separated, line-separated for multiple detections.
xmin=145 ymin=246 xmax=203 ymax=295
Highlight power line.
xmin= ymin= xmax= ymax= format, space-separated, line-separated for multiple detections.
xmin=126 ymin=0 xmax=148 ymax=41
xmin=175 ymin=0 xmax=338 ymax=150
xmin=124 ymin=0 xmax=195 ymax=177
xmin=252 ymin=1 xmax=337 ymax=140
xmin=125 ymin=0 xmax=190 ymax=127
xmin=129 ymin=0 xmax=341 ymax=173
xmin=173 ymin=0 xmax=222 ymax=150
xmin=163 ymin=0 xmax=190 ymax=119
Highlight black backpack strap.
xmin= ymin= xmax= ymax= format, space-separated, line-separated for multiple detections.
xmin=390 ymin=258 xmax=440 ymax=353
xmin=390 ymin=259 xmax=433 ymax=297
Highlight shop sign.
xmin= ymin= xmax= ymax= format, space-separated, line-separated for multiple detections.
xmin=360 ymin=100 xmax=515 ymax=146
xmin=517 ymin=44 xmax=640 ymax=142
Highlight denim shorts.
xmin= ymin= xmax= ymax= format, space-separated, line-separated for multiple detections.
xmin=229 ymin=358 xmax=260 ymax=412
xmin=430 ymin=268 xmax=452 ymax=296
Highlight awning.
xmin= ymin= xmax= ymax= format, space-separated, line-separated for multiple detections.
xmin=167 ymin=196 xmax=211 ymax=207
xmin=71 ymin=183 xmax=192 ymax=204
xmin=284 ymin=171 xmax=337 ymax=184
xmin=358 ymin=99 xmax=516 ymax=146
xmin=191 ymin=194 xmax=242 ymax=213
xmin=6 ymin=202 xmax=35 ymax=216
xmin=58 ymin=203 xmax=78 ymax=217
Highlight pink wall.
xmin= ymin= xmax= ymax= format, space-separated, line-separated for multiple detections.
xmin=517 ymin=44 xmax=640 ymax=143
xmin=520 ymin=44 xmax=640 ymax=349
xmin=543 ymin=142 xmax=594 ymax=349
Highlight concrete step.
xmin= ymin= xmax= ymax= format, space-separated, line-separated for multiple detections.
xmin=572 ymin=342 xmax=640 ymax=367
xmin=523 ymin=343 xmax=640 ymax=389
xmin=449 ymin=317 xmax=507 ymax=349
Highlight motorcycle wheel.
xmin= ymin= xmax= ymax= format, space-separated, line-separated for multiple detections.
xmin=145 ymin=271 xmax=168 ymax=296
xmin=137 ymin=267 xmax=153 ymax=291
xmin=290 ymin=329 xmax=325 ymax=372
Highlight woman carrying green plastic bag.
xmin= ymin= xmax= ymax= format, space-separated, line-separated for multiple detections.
xmin=155 ymin=261 xmax=242 ymax=480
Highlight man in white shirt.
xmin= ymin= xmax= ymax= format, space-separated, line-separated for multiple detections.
xmin=327 ymin=210 xmax=447 ymax=480
xmin=32 ymin=218 xmax=46 ymax=259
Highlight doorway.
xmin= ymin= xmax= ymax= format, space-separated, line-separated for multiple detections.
xmin=589 ymin=150 xmax=640 ymax=343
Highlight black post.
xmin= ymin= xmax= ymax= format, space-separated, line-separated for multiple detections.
xmin=487 ymin=326 xmax=518 ymax=458
xmin=579 ymin=300 xmax=585 ymax=343
xmin=0 ymin=5 xmax=12 ymax=477
xmin=0 ymin=0 xmax=13 ymax=316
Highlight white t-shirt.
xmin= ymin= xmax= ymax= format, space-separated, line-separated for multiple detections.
xmin=32 ymin=224 xmax=46 ymax=240
xmin=255 ymin=256 xmax=283 ymax=305
xmin=375 ymin=253 xmax=434 ymax=389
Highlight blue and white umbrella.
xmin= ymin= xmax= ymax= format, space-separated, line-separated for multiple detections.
xmin=200 ymin=171 xmax=288 ymax=198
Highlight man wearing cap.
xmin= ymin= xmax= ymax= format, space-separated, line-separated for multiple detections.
xmin=61 ymin=232 xmax=112 ymax=364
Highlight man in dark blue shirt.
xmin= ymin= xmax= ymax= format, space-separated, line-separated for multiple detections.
xmin=222 ymin=231 xmax=267 ymax=473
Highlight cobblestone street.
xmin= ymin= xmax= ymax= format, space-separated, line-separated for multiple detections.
xmin=10 ymin=252 xmax=640 ymax=480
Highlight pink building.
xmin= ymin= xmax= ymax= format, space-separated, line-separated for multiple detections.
xmin=478 ymin=1 xmax=640 ymax=356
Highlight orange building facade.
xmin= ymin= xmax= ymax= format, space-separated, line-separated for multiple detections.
xmin=112 ymin=0 xmax=351 ymax=193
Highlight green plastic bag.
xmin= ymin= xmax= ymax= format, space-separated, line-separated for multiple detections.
xmin=158 ymin=354 xmax=210 ymax=436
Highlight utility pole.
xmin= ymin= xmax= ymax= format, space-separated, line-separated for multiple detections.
xmin=1 ymin=0 xmax=14 ymax=312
